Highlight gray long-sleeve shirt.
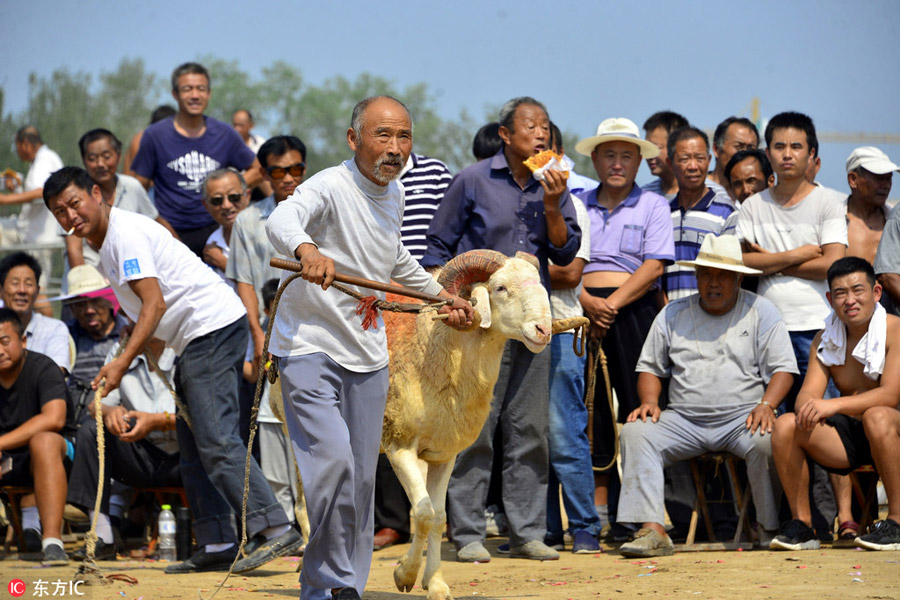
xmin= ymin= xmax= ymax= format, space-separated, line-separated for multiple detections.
xmin=266 ymin=159 xmax=443 ymax=372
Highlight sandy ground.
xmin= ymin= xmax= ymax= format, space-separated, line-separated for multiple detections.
xmin=2 ymin=537 xmax=899 ymax=600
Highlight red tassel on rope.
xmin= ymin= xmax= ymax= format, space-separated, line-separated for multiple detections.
xmin=355 ymin=296 xmax=380 ymax=330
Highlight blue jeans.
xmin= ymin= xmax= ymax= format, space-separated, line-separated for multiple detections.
xmin=546 ymin=333 xmax=600 ymax=536
xmin=175 ymin=316 xmax=288 ymax=546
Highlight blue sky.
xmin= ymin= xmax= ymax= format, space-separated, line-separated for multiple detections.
xmin=3 ymin=0 xmax=899 ymax=193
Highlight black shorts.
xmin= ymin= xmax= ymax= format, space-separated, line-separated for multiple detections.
xmin=1 ymin=438 xmax=75 ymax=486
xmin=823 ymin=414 xmax=873 ymax=475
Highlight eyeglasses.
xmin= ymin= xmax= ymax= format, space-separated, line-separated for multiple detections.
xmin=266 ymin=163 xmax=305 ymax=180
xmin=206 ymin=193 xmax=243 ymax=206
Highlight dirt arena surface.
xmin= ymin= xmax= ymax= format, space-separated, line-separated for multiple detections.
xmin=2 ymin=538 xmax=899 ymax=600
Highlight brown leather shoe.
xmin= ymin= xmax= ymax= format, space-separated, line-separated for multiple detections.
xmin=373 ymin=528 xmax=405 ymax=550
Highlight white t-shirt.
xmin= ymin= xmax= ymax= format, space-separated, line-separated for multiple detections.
xmin=549 ymin=196 xmax=590 ymax=320
xmin=82 ymin=175 xmax=160 ymax=269
xmin=19 ymin=145 xmax=64 ymax=242
xmin=736 ymin=185 xmax=848 ymax=331
xmin=99 ymin=208 xmax=246 ymax=355
xmin=266 ymin=160 xmax=443 ymax=372
xmin=205 ymin=225 xmax=236 ymax=290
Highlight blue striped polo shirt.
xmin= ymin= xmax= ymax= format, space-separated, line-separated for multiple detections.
xmin=399 ymin=154 xmax=453 ymax=260
xmin=664 ymin=188 xmax=736 ymax=300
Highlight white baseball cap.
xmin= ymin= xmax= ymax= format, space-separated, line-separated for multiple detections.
xmin=845 ymin=146 xmax=899 ymax=175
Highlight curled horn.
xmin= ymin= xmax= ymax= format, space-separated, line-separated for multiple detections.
xmin=438 ymin=249 xmax=508 ymax=298
xmin=515 ymin=251 xmax=540 ymax=271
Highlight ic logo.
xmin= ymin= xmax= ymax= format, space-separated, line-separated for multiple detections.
xmin=7 ymin=579 xmax=26 ymax=597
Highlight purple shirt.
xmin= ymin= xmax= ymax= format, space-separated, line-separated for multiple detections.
xmin=131 ymin=116 xmax=255 ymax=230
xmin=420 ymin=150 xmax=581 ymax=290
xmin=579 ymin=183 xmax=675 ymax=277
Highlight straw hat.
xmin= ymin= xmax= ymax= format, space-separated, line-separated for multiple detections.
xmin=675 ymin=234 xmax=761 ymax=275
xmin=574 ymin=118 xmax=660 ymax=158
xmin=50 ymin=265 xmax=115 ymax=303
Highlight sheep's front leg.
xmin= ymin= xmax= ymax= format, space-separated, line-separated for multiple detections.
xmin=422 ymin=459 xmax=454 ymax=600
xmin=387 ymin=447 xmax=433 ymax=593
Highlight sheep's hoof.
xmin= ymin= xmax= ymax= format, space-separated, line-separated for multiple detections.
xmin=425 ymin=581 xmax=452 ymax=600
xmin=393 ymin=562 xmax=417 ymax=593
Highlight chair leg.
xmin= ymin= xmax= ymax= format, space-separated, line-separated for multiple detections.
xmin=7 ymin=493 xmax=26 ymax=553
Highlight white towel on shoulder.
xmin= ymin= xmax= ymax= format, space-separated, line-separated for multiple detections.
xmin=816 ymin=303 xmax=887 ymax=380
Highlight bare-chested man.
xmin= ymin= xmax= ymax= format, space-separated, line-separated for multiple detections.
xmin=845 ymin=147 xmax=896 ymax=265
xmin=771 ymin=257 xmax=900 ymax=551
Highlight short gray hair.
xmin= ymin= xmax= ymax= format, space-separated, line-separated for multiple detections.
xmin=202 ymin=167 xmax=246 ymax=198
xmin=498 ymin=97 xmax=547 ymax=132
xmin=350 ymin=95 xmax=413 ymax=139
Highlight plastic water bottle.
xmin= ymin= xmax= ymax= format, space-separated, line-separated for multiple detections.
xmin=158 ymin=504 xmax=177 ymax=561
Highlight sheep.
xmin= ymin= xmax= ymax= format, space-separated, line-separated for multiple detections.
xmin=382 ymin=248 xmax=585 ymax=600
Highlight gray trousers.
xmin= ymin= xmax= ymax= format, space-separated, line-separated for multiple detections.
xmin=259 ymin=422 xmax=298 ymax=525
xmin=280 ymin=353 xmax=388 ymax=600
xmin=617 ymin=409 xmax=781 ymax=531
xmin=447 ymin=341 xmax=551 ymax=547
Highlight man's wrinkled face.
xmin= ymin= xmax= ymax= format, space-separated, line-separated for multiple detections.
xmin=499 ymin=103 xmax=550 ymax=163
xmin=849 ymin=168 xmax=893 ymax=206
xmin=1 ymin=265 xmax=38 ymax=317
xmin=827 ymin=272 xmax=881 ymax=329
xmin=715 ymin=124 xmax=758 ymax=168
xmin=645 ymin=126 xmax=672 ymax=179
xmin=767 ymin=127 xmax=812 ymax=181
xmin=729 ymin=157 xmax=773 ymax=203
xmin=670 ymin=136 xmax=711 ymax=193
xmin=264 ymin=150 xmax=306 ymax=203
xmin=348 ymin=98 xmax=413 ymax=186
xmin=0 ymin=321 xmax=25 ymax=373
xmin=591 ymin=140 xmax=642 ymax=191
xmin=203 ymin=173 xmax=249 ymax=228
xmin=82 ymin=137 xmax=120 ymax=188
xmin=232 ymin=110 xmax=252 ymax=140
xmin=70 ymin=297 xmax=114 ymax=339
xmin=696 ymin=265 xmax=742 ymax=316
xmin=173 ymin=73 xmax=210 ymax=117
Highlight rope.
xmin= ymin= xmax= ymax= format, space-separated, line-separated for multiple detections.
xmin=77 ymin=334 xmax=189 ymax=584
xmin=584 ymin=338 xmax=618 ymax=473
xmin=143 ymin=347 xmax=192 ymax=430
xmin=202 ymin=270 xmax=455 ymax=599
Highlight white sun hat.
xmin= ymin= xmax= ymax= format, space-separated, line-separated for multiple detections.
xmin=675 ymin=234 xmax=762 ymax=275
xmin=574 ymin=117 xmax=660 ymax=159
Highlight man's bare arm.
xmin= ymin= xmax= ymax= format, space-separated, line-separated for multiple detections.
xmin=741 ymin=241 xmax=823 ymax=275
xmin=549 ymin=258 xmax=586 ymax=290
xmin=133 ymin=173 xmax=152 ymax=191
xmin=747 ymin=371 xmax=795 ymax=435
xmin=92 ymin=277 xmax=166 ymax=396
xmin=243 ymin=158 xmax=263 ymax=189
xmin=628 ymin=371 xmax=663 ymax=423
xmin=607 ymin=259 xmax=665 ymax=310
xmin=236 ymin=281 xmax=265 ymax=365
xmin=878 ymin=273 xmax=900 ymax=307
xmin=65 ymin=235 xmax=86 ymax=268
xmin=0 ymin=187 xmax=43 ymax=206
xmin=0 ymin=399 xmax=66 ymax=452
xmin=781 ymin=243 xmax=846 ymax=280
xmin=155 ymin=215 xmax=178 ymax=237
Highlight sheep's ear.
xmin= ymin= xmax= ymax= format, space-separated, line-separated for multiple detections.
xmin=471 ymin=285 xmax=491 ymax=329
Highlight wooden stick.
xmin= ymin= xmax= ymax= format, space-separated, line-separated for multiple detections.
xmin=269 ymin=257 xmax=449 ymax=304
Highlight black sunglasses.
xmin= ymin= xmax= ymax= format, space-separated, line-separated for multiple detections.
xmin=267 ymin=162 xmax=305 ymax=180
xmin=207 ymin=193 xmax=243 ymax=206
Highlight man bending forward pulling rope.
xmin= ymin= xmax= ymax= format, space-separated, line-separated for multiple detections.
xmin=44 ymin=166 xmax=301 ymax=574
xmin=265 ymin=96 xmax=473 ymax=600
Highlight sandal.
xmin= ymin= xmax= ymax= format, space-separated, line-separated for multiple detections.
xmin=833 ymin=520 xmax=860 ymax=548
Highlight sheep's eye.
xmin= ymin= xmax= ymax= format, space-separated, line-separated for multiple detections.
xmin=495 ymin=285 xmax=507 ymax=293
